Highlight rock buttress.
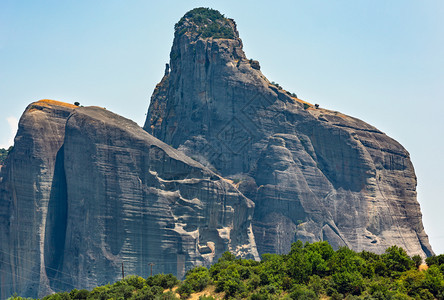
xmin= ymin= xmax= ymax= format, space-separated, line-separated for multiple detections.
xmin=53 ymin=106 xmax=258 ymax=291
xmin=0 ymin=100 xmax=76 ymax=299
xmin=1 ymin=101 xmax=258 ymax=298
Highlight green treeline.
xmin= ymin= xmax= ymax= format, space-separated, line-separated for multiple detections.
xmin=9 ymin=241 xmax=444 ymax=299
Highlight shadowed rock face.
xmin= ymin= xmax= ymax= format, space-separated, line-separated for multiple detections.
xmin=144 ymin=8 xmax=433 ymax=259
xmin=0 ymin=101 xmax=258 ymax=298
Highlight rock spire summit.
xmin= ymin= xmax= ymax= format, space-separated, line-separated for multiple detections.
xmin=173 ymin=7 xmax=237 ymax=40
xmin=145 ymin=7 xmax=433 ymax=259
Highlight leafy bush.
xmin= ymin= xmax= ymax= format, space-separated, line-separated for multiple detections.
xmin=382 ymin=246 xmax=415 ymax=276
xmin=146 ymin=273 xmax=179 ymax=289
xmin=412 ymin=255 xmax=422 ymax=269
xmin=174 ymin=8 xmax=235 ymax=39
xmin=223 ymin=277 xmax=246 ymax=298
xmin=422 ymin=265 xmax=444 ymax=297
xmin=289 ymin=284 xmax=318 ymax=299
xmin=183 ymin=266 xmax=210 ymax=292
xmin=132 ymin=286 xmax=156 ymax=300
xmin=426 ymin=254 xmax=444 ymax=267
xmin=42 ymin=292 xmax=71 ymax=300
xmin=331 ymin=271 xmax=364 ymax=295
xmin=69 ymin=289 xmax=89 ymax=299
xmin=176 ymin=281 xmax=192 ymax=298
xmin=329 ymin=246 xmax=366 ymax=275
xmin=307 ymin=275 xmax=326 ymax=296
xmin=0 ymin=146 xmax=13 ymax=165
xmin=124 ymin=275 xmax=145 ymax=289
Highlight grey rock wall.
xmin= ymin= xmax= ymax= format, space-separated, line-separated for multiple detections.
xmin=0 ymin=101 xmax=258 ymax=298
xmin=0 ymin=100 xmax=76 ymax=298
xmin=0 ymin=8 xmax=433 ymax=299
xmin=144 ymin=11 xmax=433 ymax=259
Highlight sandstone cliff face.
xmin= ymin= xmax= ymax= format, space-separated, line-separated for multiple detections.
xmin=144 ymin=9 xmax=433 ymax=259
xmin=0 ymin=101 xmax=258 ymax=298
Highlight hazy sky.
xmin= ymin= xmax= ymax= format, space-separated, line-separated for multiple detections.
xmin=1 ymin=1 xmax=443 ymax=254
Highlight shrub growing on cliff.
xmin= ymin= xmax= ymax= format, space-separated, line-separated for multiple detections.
xmin=0 ymin=146 xmax=13 ymax=165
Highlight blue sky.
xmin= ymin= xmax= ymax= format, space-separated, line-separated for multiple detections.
xmin=1 ymin=0 xmax=443 ymax=254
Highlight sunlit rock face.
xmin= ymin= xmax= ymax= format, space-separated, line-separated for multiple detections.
xmin=0 ymin=101 xmax=258 ymax=298
xmin=145 ymin=8 xmax=433 ymax=260
xmin=0 ymin=7 xmax=433 ymax=299
xmin=0 ymin=100 xmax=76 ymax=298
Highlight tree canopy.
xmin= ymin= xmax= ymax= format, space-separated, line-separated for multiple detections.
xmin=9 ymin=241 xmax=444 ymax=299
xmin=174 ymin=8 xmax=235 ymax=39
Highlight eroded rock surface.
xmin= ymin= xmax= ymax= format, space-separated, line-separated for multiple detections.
xmin=0 ymin=100 xmax=76 ymax=298
xmin=0 ymin=101 xmax=257 ymax=298
xmin=0 ymin=7 xmax=433 ymax=299
xmin=144 ymin=8 xmax=433 ymax=259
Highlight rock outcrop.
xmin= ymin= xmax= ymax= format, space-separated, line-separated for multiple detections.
xmin=144 ymin=8 xmax=433 ymax=259
xmin=0 ymin=100 xmax=258 ymax=298
xmin=0 ymin=7 xmax=433 ymax=299
xmin=0 ymin=100 xmax=76 ymax=297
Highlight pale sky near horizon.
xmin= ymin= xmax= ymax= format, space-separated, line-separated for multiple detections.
xmin=1 ymin=1 xmax=443 ymax=254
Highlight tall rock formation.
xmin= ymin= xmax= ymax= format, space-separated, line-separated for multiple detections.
xmin=0 ymin=100 xmax=76 ymax=297
xmin=144 ymin=8 xmax=433 ymax=258
xmin=0 ymin=100 xmax=258 ymax=298
xmin=0 ymin=7 xmax=433 ymax=299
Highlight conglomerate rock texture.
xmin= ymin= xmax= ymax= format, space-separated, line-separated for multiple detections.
xmin=144 ymin=8 xmax=433 ymax=261
xmin=0 ymin=101 xmax=258 ymax=298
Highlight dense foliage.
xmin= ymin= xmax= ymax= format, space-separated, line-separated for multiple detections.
xmin=174 ymin=8 xmax=235 ymax=39
xmin=10 ymin=274 xmax=180 ymax=300
xmin=9 ymin=242 xmax=444 ymax=299
xmin=0 ymin=146 xmax=12 ymax=165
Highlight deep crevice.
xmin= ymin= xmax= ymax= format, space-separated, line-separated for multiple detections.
xmin=44 ymin=145 xmax=68 ymax=288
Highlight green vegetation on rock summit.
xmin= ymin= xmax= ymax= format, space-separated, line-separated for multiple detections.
xmin=174 ymin=8 xmax=235 ymax=39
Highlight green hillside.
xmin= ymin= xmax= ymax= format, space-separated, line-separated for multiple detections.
xmin=9 ymin=241 xmax=444 ymax=299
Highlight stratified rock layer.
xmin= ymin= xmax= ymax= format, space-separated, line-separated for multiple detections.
xmin=0 ymin=101 xmax=258 ymax=298
xmin=144 ymin=9 xmax=433 ymax=259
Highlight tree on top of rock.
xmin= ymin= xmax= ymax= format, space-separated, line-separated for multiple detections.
xmin=174 ymin=7 xmax=235 ymax=39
